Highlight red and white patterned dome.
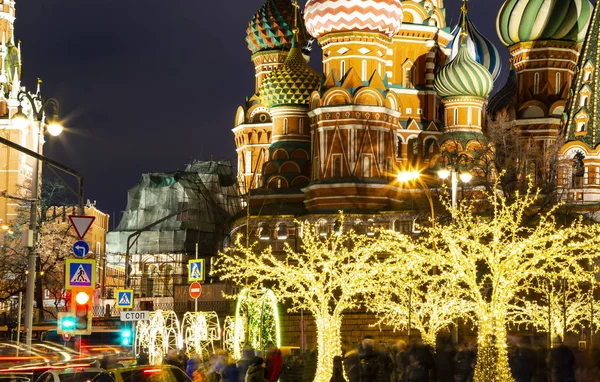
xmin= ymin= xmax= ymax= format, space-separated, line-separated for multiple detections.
xmin=304 ymin=0 xmax=403 ymax=39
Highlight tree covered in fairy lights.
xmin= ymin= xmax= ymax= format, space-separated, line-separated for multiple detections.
xmin=408 ymin=184 xmax=600 ymax=381
xmin=509 ymin=273 xmax=600 ymax=343
xmin=213 ymin=216 xmax=416 ymax=382
xmin=366 ymin=252 xmax=473 ymax=349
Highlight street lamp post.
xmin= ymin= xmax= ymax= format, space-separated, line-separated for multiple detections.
xmin=437 ymin=154 xmax=473 ymax=209
xmin=12 ymin=91 xmax=62 ymax=348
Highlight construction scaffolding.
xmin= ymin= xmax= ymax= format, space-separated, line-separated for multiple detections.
xmin=105 ymin=160 xmax=242 ymax=303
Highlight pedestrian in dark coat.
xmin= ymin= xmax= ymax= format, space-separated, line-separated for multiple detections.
xmin=453 ymin=343 xmax=475 ymax=382
xmin=221 ymin=356 xmax=239 ymax=382
xmin=246 ymin=357 xmax=269 ymax=382
xmin=344 ymin=348 xmax=360 ymax=382
xmin=512 ymin=336 xmax=536 ymax=382
xmin=406 ymin=353 xmax=428 ymax=382
xmin=358 ymin=337 xmax=380 ymax=382
xmin=546 ymin=337 xmax=576 ymax=382
xmin=237 ymin=345 xmax=256 ymax=382
xmin=331 ymin=355 xmax=347 ymax=382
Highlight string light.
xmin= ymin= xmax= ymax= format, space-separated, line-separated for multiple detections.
xmin=214 ymin=216 xmax=405 ymax=382
xmin=398 ymin=181 xmax=600 ymax=381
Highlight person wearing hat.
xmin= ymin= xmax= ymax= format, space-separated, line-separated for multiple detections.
xmin=246 ymin=356 xmax=269 ymax=382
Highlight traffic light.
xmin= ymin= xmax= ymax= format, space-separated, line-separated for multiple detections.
xmin=57 ymin=312 xmax=76 ymax=334
xmin=121 ymin=328 xmax=132 ymax=346
xmin=71 ymin=288 xmax=93 ymax=334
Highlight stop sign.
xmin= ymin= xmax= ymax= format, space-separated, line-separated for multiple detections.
xmin=189 ymin=282 xmax=202 ymax=299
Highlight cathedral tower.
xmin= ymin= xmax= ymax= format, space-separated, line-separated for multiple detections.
xmin=234 ymin=0 xmax=313 ymax=195
xmin=434 ymin=12 xmax=494 ymax=170
xmin=494 ymin=0 xmax=592 ymax=138
xmin=559 ymin=3 xmax=600 ymax=203
xmin=302 ymin=0 xmax=404 ymax=212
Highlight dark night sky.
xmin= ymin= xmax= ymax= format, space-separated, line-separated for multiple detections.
xmin=14 ymin=0 xmax=511 ymax=222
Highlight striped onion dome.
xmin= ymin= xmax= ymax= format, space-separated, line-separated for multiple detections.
xmin=434 ymin=43 xmax=494 ymax=99
xmin=448 ymin=8 xmax=501 ymax=81
xmin=246 ymin=0 xmax=314 ymax=55
xmin=497 ymin=0 xmax=593 ymax=46
xmin=304 ymin=0 xmax=403 ymax=39
xmin=259 ymin=41 xmax=321 ymax=108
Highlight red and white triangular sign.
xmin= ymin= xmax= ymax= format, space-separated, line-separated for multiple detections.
xmin=68 ymin=215 xmax=96 ymax=239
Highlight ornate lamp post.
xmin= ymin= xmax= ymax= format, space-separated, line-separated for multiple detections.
xmin=437 ymin=152 xmax=473 ymax=209
xmin=11 ymin=90 xmax=63 ymax=348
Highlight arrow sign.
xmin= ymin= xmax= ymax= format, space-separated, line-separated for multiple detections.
xmin=68 ymin=215 xmax=96 ymax=239
xmin=72 ymin=240 xmax=90 ymax=258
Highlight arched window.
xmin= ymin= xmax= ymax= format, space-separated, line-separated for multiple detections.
xmin=334 ymin=157 xmax=341 ymax=178
xmin=318 ymin=219 xmax=328 ymax=237
xmin=378 ymin=63 xmax=382 ymax=76
xmin=245 ymin=151 xmax=252 ymax=173
xmin=577 ymin=122 xmax=586 ymax=132
xmin=283 ymin=118 xmax=288 ymax=135
xmin=404 ymin=66 xmax=414 ymax=88
xmin=453 ymin=108 xmax=458 ymax=125
xmin=363 ymin=156 xmax=371 ymax=177
xmin=362 ymin=60 xmax=367 ymax=81
xmin=534 ymin=72 xmax=540 ymax=95
xmin=340 ymin=60 xmax=346 ymax=78
xmin=581 ymin=95 xmax=589 ymax=107
xmin=277 ymin=224 xmax=288 ymax=240
xmin=259 ymin=225 xmax=270 ymax=240
xmin=397 ymin=136 xmax=403 ymax=158
xmin=555 ymin=72 xmax=561 ymax=94
xmin=467 ymin=107 xmax=472 ymax=125
xmin=299 ymin=119 xmax=304 ymax=135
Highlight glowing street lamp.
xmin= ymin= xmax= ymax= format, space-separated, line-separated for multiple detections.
xmin=397 ymin=170 xmax=435 ymax=228
xmin=11 ymin=89 xmax=64 ymax=349
xmin=437 ymin=153 xmax=473 ymax=208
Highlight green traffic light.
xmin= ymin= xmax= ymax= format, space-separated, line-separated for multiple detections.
xmin=61 ymin=317 xmax=76 ymax=329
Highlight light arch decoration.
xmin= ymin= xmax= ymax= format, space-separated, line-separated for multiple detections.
xmin=232 ymin=287 xmax=281 ymax=359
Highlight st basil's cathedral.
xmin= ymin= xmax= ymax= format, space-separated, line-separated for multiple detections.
xmin=230 ymin=0 xmax=595 ymax=246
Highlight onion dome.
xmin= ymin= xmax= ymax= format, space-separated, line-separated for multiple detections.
xmin=304 ymin=0 xmax=403 ymax=39
xmin=259 ymin=40 xmax=321 ymax=108
xmin=246 ymin=0 xmax=314 ymax=55
xmin=497 ymin=0 xmax=593 ymax=46
xmin=487 ymin=67 xmax=517 ymax=117
xmin=434 ymin=43 xmax=494 ymax=99
xmin=448 ymin=3 xmax=501 ymax=81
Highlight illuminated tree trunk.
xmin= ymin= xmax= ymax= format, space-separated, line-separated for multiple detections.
xmin=421 ymin=330 xmax=437 ymax=350
xmin=474 ymin=311 xmax=514 ymax=382
xmin=314 ymin=313 xmax=342 ymax=382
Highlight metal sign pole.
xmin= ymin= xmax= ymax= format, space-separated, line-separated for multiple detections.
xmin=195 ymin=243 xmax=198 ymax=312
xmin=16 ymin=292 xmax=22 ymax=355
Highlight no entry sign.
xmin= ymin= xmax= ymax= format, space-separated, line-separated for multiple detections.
xmin=189 ymin=282 xmax=202 ymax=299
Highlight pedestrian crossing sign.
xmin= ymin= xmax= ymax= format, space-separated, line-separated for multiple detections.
xmin=65 ymin=259 xmax=96 ymax=290
xmin=116 ymin=289 xmax=134 ymax=308
xmin=188 ymin=259 xmax=205 ymax=282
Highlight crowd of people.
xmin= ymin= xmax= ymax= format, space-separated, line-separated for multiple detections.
xmin=160 ymin=342 xmax=284 ymax=382
xmin=141 ymin=335 xmax=600 ymax=382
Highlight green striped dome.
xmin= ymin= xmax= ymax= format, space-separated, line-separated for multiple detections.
xmin=259 ymin=44 xmax=321 ymax=108
xmin=497 ymin=0 xmax=593 ymax=46
xmin=434 ymin=44 xmax=494 ymax=99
